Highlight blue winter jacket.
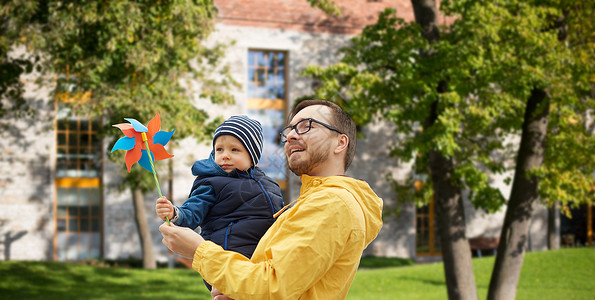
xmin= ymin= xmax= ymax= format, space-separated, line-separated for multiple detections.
xmin=173 ymin=152 xmax=284 ymax=258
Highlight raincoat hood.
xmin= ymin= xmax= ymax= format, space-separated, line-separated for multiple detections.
xmin=299 ymin=174 xmax=383 ymax=246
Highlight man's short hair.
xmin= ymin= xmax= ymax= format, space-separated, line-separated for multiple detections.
xmin=289 ymin=100 xmax=357 ymax=170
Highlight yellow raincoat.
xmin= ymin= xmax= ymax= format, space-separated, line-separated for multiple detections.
xmin=192 ymin=174 xmax=383 ymax=299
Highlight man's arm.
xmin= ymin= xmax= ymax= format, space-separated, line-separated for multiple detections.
xmin=194 ymin=192 xmax=357 ymax=299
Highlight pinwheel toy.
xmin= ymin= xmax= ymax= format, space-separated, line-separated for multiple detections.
xmin=111 ymin=111 xmax=175 ymax=224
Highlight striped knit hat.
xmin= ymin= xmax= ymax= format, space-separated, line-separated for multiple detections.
xmin=213 ymin=115 xmax=264 ymax=166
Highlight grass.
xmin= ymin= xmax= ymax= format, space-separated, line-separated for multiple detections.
xmin=347 ymin=247 xmax=595 ymax=300
xmin=0 ymin=261 xmax=210 ymax=300
xmin=0 ymin=248 xmax=592 ymax=299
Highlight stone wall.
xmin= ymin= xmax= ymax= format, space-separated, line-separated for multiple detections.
xmin=0 ymin=67 xmax=56 ymax=260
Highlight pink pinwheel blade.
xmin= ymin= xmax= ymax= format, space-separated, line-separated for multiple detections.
xmin=113 ymin=123 xmax=137 ymax=138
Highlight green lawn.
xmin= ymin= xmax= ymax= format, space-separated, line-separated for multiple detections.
xmin=348 ymin=247 xmax=595 ymax=300
xmin=0 ymin=247 xmax=592 ymax=299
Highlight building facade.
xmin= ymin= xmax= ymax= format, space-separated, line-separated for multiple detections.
xmin=1 ymin=0 xmax=559 ymax=263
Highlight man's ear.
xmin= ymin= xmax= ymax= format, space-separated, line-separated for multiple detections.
xmin=333 ymin=134 xmax=349 ymax=155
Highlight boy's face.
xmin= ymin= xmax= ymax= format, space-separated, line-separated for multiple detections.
xmin=214 ymin=135 xmax=253 ymax=172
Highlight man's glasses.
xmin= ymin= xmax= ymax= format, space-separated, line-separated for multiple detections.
xmin=279 ymin=118 xmax=344 ymax=143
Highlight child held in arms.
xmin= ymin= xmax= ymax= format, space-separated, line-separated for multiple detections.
xmin=155 ymin=115 xmax=284 ymax=287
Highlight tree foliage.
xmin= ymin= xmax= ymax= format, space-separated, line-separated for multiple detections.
xmin=3 ymin=0 xmax=237 ymax=189
xmin=304 ymin=0 xmax=594 ymax=213
xmin=306 ymin=0 xmax=341 ymax=16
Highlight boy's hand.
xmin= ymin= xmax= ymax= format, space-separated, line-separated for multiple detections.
xmin=156 ymin=196 xmax=174 ymax=221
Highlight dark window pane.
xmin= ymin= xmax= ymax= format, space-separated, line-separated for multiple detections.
xmin=256 ymin=69 xmax=265 ymax=84
xmin=268 ymin=53 xmax=275 ymax=69
xmin=91 ymin=219 xmax=100 ymax=232
xmin=276 ymin=86 xmax=285 ymax=99
xmin=58 ymin=133 xmax=66 ymax=145
xmin=80 ymin=120 xmax=89 ymax=131
xmin=91 ymin=206 xmax=100 ymax=217
xmin=68 ymin=133 xmax=78 ymax=147
xmin=68 ymin=207 xmax=78 ymax=217
xmin=68 ymin=219 xmax=77 ymax=231
xmin=57 ymin=119 xmax=69 ymax=130
xmin=80 ymin=218 xmax=89 ymax=231
xmin=69 ymin=120 xmax=78 ymax=130
xmin=80 ymin=134 xmax=90 ymax=146
xmin=276 ymin=53 xmax=285 ymax=66
xmin=57 ymin=219 xmax=66 ymax=232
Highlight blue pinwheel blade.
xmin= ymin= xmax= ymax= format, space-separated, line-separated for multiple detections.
xmin=111 ymin=136 xmax=136 ymax=152
xmin=124 ymin=118 xmax=148 ymax=132
xmin=153 ymin=129 xmax=175 ymax=146
xmin=138 ymin=150 xmax=155 ymax=173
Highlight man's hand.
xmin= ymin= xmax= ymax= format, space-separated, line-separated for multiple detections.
xmin=211 ymin=287 xmax=234 ymax=300
xmin=159 ymin=222 xmax=205 ymax=258
xmin=155 ymin=196 xmax=174 ymax=221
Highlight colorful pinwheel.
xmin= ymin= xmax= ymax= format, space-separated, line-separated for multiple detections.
xmin=111 ymin=111 xmax=174 ymax=173
xmin=111 ymin=111 xmax=175 ymax=224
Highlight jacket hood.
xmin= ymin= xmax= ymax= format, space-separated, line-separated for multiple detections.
xmin=191 ymin=151 xmax=229 ymax=177
xmin=301 ymin=175 xmax=383 ymax=246
xmin=192 ymin=151 xmax=257 ymax=178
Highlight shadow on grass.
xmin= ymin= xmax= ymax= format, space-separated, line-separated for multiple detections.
xmin=359 ymin=256 xmax=414 ymax=269
xmin=0 ymin=261 xmax=211 ymax=300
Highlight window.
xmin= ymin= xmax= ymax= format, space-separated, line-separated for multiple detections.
xmin=246 ymin=50 xmax=289 ymax=194
xmin=56 ymin=116 xmax=101 ymax=178
xmin=55 ymin=183 xmax=102 ymax=261
xmin=54 ymin=75 xmax=103 ymax=261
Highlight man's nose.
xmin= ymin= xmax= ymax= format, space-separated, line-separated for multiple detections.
xmin=285 ymin=126 xmax=299 ymax=141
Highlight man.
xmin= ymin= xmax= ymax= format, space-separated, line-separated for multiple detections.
xmin=159 ymin=100 xmax=383 ymax=299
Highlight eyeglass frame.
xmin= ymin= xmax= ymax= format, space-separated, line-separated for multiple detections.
xmin=279 ymin=118 xmax=344 ymax=143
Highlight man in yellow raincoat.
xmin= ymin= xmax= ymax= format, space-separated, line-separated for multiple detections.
xmin=160 ymin=100 xmax=383 ymax=299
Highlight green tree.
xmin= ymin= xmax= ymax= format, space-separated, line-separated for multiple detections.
xmin=304 ymin=0 xmax=594 ymax=299
xmin=2 ymin=0 xmax=237 ymax=268
xmin=0 ymin=1 xmax=40 ymax=122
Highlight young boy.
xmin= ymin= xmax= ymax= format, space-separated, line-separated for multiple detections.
xmin=155 ymin=115 xmax=284 ymax=264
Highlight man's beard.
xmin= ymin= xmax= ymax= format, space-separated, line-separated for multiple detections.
xmin=288 ymin=145 xmax=329 ymax=176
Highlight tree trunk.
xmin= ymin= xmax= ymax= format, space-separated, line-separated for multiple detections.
xmin=132 ymin=188 xmax=157 ymax=269
xmin=488 ymin=89 xmax=549 ymax=300
xmin=413 ymin=0 xmax=478 ymax=299
xmin=429 ymin=149 xmax=478 ymax=300
xmin=547 ymin=202 xmax=560 ymax=250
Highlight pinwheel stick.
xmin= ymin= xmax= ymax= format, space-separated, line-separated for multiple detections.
xmin=141 ymin=132 xmax=170 ymax=225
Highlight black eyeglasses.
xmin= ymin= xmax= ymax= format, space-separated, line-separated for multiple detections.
xmin=279 ymin=118 xmax=344 ymax=143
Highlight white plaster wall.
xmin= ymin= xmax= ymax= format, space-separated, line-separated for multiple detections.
xmin=0 ymin=55 xmax=56 ymax=260
xmin=463 ymin=135 xmax=550 ymax=252
xmin=349 ymin=118 xmax=416 ymax=258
